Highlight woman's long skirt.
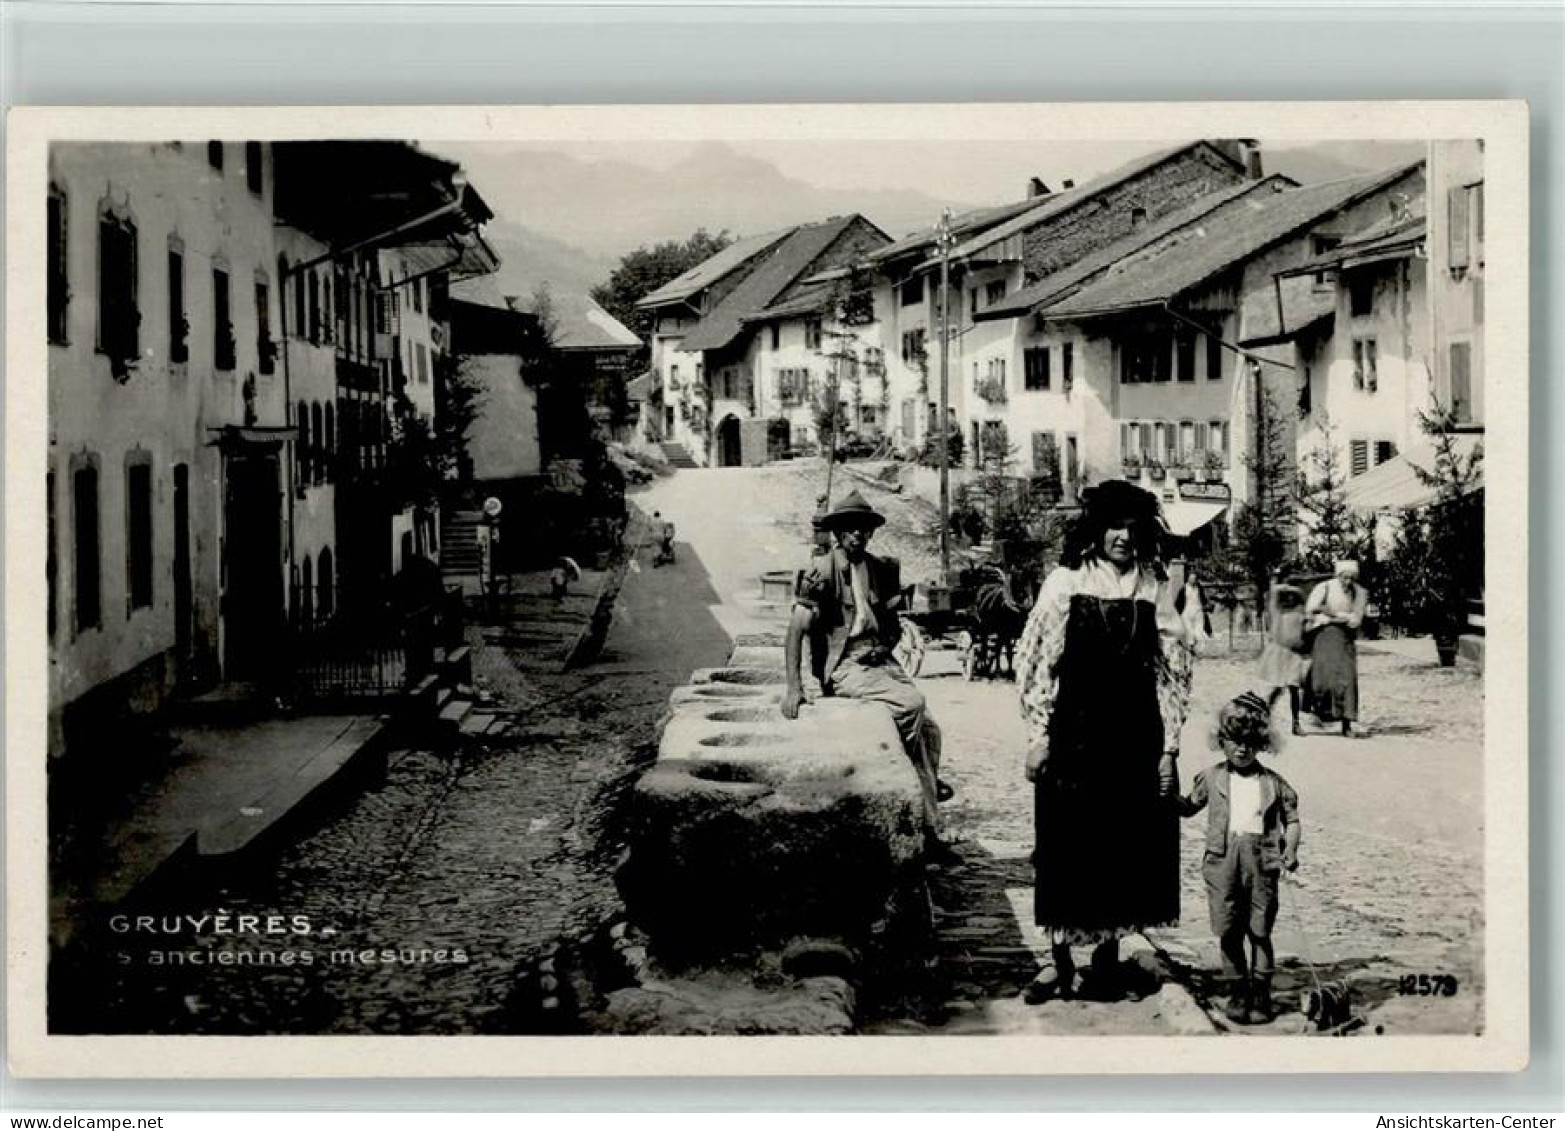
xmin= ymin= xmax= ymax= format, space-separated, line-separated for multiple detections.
xmin=1304 ymin=623 xmax=1359 ymax=722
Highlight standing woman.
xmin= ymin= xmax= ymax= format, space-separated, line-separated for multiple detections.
xmin=1015 ymin=480 xmax=1195 ymax=1002
xmin=1303 ymin=561 xmax=1369 ymax=738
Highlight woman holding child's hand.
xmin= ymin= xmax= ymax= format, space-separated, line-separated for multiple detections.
xmin=1015 ymin=480 xmax=1195 ymax=1005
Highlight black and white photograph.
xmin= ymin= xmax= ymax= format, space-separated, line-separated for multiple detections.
xmin=6 ymin=104 xmax=1528 ymax=1076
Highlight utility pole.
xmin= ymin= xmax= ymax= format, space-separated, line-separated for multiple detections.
xmin=935 ymin=208 xmax=956 ymax=584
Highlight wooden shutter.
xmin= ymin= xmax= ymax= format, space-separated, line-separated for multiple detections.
xmin=1350 ymin=440 xmax=1369 ymax=477
xmin=1448 ymin=185 xmax=1471 ymax=271
xmin=1449 ymin=342 xmax=1473 ymax=423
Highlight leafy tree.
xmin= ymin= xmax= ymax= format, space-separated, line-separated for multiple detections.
xmin=590 ymin=228 xmax=734 ymax=344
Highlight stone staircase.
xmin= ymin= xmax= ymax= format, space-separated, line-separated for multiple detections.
xmin=440 ymin=508 xmax=485 ymax=587
xmin=660 ymin=442 xmax=700 ymax=470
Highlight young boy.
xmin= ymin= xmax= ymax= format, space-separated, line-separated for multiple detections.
xmin=1180 ymin=690 xmax=1302 ymax=1025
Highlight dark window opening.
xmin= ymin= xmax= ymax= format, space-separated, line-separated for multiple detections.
xmin=207 ymin=141 xmax=224 ymax=170
xmin=73 ymin=465 xmax=101 ymax=632
xmin=168 ymin=249 xmax=188 ymax=363
xmin=1348 ymin=270 xmax=1376 ymax=318
xmin=1024 ymin=346 xmax=1051 ymax=391
xmin=213 ymin=268 xmax=234 ymax=370
xmin=48 ymin=186 xmax=69 ymax=344
xmin=984 ymin=279 xmax=1006 ymax=305
xmin=1176 ymin=330 xmax=1196 ymax=382
xmin=898 ymin=277 xmax=923 ymax=307
xmin=1062 ymin=341 xmax=1074 ymax=392
xmin=255 ymin=279 xmax=274 ymax=374
xmin=311 ymin=403 xmax=325 ymax=484
xmin=297 ymin=400 xmax=312 ymax=488
xmin=1206 ymin=331 xmax=1224 ymax=381
xmin=126 ymin=460 xmax=153 ymax=611
xmin=244 ymin=142 xmax=263 ymax=195
xmin=804 ymin=319 xmax=822 ymax=351
xmin=1374 ymin=440 xmax=1398 ymax=467
xmin=770 ymin=324 xmax=780 ymax=351
xmin=98 ymin=213 xmax=139 ymax=365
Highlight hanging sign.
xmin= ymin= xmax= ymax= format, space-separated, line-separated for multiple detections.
xmin=1179 ymin=480 xmax=1232 ymax=502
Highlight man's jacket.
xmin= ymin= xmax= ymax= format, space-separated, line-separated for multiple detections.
xmin=1179 ymin=762 xmax=1302 ymax=871
xmin=795 ymin=548 xmax=905 ymax=681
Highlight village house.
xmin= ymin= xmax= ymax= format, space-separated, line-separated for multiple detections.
xmin=635 ymin=227 xmax=795 ymax=461
xmin=863 ymin=140 xmax=1262 ymax=475
xmin=46 ymin=141 xmax=286 ymax=753
xmin=1270 ymin=141 xmax=1483 ymax=532
xmin=508 ymin=288 xmax=641 ymax=443
xmin=638 ymin=215 xmax=891 ymax=467
xmin=272 ymin=141 xmax=499 ymax=625
xmin=992 ymin=162 xmax=1427 ymax=550
xmin=735 ymin=264 xmax=888 ymax=456
xmin=44 ymin=139 xmax=503 ymax=755
xmin=974 ymin=175 xmax=1297 ymax=506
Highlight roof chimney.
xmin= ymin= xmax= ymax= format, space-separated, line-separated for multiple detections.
xmin=1028 ymin=176 xmax=1050 ymax=199
xmin=1245 ymin=141 xmax=1264 ymax=180
xmin=1061 ymin=178 xmax=1075 ymax=190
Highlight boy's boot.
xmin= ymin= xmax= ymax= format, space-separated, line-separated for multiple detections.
xmin=1223 ymin=978 xmax=1251 ymax=1025
xmin=1248 ymin=975 xmax=1275 ymax=1024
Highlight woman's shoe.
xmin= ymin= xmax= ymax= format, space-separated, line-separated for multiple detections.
xmin=1023 ymin=966 xmax=1073 ymax=1004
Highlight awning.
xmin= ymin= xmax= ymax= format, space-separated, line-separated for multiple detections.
xmin=625 ymin=371 xmax=655 ymax=401
xmin=1344 ymin=434 xmax=1483 ymax=513
xmin=1163 ymin=498 xmax=1229 ymax=536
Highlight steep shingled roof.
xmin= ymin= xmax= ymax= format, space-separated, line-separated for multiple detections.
xmin=924 ymin=140 xmax=1250 ymax=269
xmin=510 ymin=289 xmax=642 ymax=351
xmin=977 ymin=176 xmax=1295 ymax=322
xmin=678 ymin=216 xmax=869 ymax=353
xmin=1037 ymin=163 xmax=1423 ymax=321
xmin=868 ymin=196 xmax=1045 ymax=263
xmin=634 ymin=227 xmax=796 ymax=309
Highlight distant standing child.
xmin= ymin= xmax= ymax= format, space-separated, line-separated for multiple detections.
xmin=1180 ymin=690 xmax=1302 ymax=1025
xmin=1257 ymin=582 xmax=1311 ymax=735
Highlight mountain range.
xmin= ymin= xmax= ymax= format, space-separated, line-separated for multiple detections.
xmin=454 ymin=139 xmax=1428 ymax=306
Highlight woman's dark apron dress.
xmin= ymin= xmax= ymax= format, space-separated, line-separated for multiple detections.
xmin=1034 ymin=593 xmax=1180 ymax=935
xmin=1304 ymin=623 xmax=1360 ymax=722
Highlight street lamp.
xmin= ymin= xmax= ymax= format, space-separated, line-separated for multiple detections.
xmin=935 ymin=208 xmax=956 ymax=584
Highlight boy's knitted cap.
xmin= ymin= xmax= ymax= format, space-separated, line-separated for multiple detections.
xmin=1218 ymin=690 xmax=1274 ymax=751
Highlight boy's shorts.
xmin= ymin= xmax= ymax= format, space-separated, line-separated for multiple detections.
xmin=1202 ymin=832 xmax=1280 ymax=937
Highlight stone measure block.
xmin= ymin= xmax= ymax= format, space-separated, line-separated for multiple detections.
xmin=622 ymin=675 xmax=925 ymax=959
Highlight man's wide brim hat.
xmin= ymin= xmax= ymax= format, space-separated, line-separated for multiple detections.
xmin=818 ymin=489 xmax=886 ymax=531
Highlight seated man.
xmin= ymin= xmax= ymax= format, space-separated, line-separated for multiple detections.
xmin=781 ymin=490 xmax=946 ymax=843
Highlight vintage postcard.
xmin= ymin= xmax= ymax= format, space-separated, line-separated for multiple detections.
xmin=4 ymin=102 xmax=1529 ymax=1076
